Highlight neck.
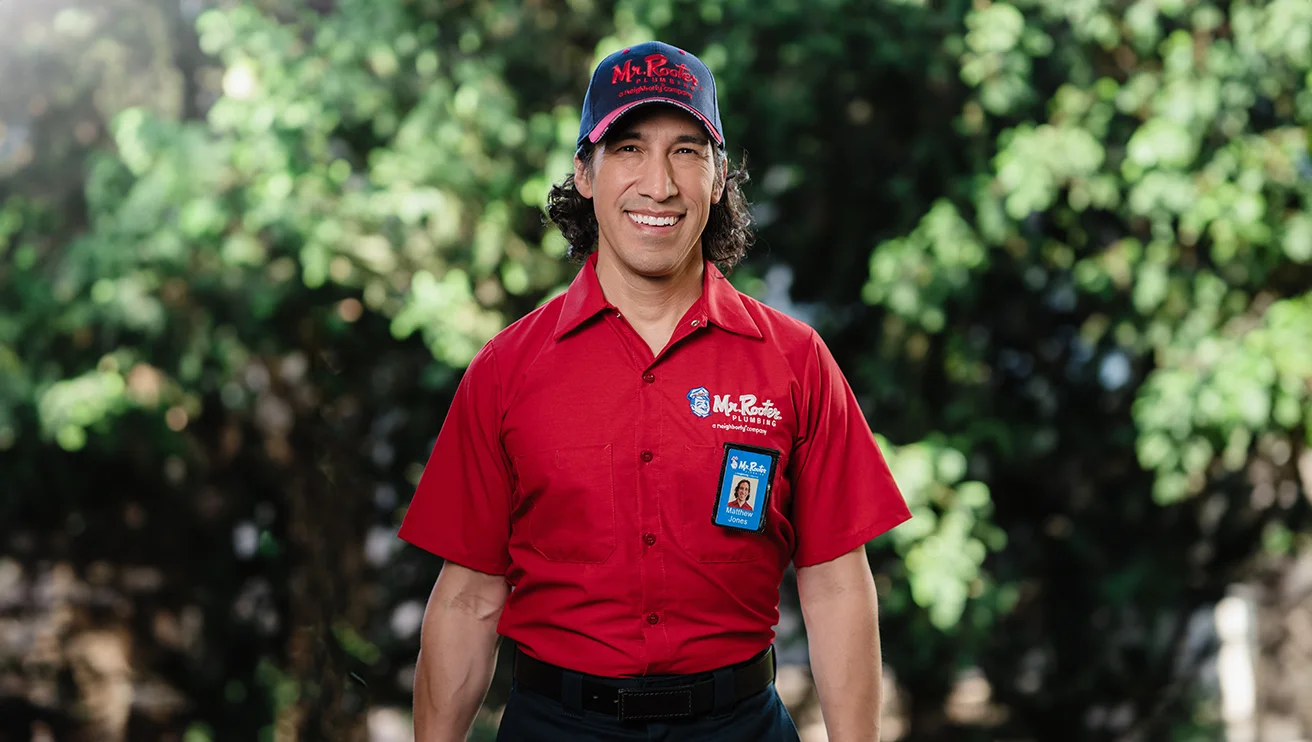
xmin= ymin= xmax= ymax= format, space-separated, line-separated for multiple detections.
xmin=593 ymin=250 xmax=704 ymax=329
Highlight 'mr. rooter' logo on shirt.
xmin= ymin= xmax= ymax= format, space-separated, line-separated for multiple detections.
xmin=713 ymin=394 xmax=781 ymax=422
xmin=688 ymin=388 xmax=782 ymax=429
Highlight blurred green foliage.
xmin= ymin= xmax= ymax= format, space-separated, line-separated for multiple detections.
xmin=2 ymin=0 xmax=1310 ymax=740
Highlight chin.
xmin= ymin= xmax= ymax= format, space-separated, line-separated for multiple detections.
xmin=627 ymin=255 xmax=690 ymax=278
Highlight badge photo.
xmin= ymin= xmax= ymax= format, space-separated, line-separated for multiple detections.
xmin=712 ymin=443 xmax=780 ymax=534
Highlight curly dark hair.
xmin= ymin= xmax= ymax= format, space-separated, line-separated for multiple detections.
xmin=545 ymin=141 xmax=755 ymax=273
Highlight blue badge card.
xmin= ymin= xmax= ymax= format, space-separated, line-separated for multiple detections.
xmin=712 ymin=443 xmax=780 ymax=533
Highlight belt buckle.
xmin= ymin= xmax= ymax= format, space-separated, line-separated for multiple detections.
xmin=616 ymin=687 xmax=694 ymax=722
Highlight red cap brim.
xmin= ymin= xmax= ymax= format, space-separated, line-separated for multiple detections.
xmin=586 ymin=98 xmax=724 ymax=145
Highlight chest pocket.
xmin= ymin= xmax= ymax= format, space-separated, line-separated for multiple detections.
xmin=675 ymin=444 xmax=780 ymax=564
xmin=515 ymin=444 xmax=616 ymax=564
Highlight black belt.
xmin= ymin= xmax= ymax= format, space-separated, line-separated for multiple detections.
xmin=513 ymin=645 xmax=776 ymax=722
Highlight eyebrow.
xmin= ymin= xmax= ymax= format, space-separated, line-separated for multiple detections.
xmin=608 ymin=131 xmax=710 ymax=147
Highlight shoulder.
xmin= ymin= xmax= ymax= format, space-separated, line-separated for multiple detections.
xmin=465 ymin=291 xmax=569 ymax=385
xmin=482 ymin=291 xmax=569 ymax=362
xmin=734 ymin=291 xmax=826 ymax=366
xmin=731 ymin=290 xmax=852 ymax=405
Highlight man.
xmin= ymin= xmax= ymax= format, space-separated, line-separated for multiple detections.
xmin=730 ymin=479 xmax=754 ymax=511
xmin=399 ymin=41 xmax=911 ymax=742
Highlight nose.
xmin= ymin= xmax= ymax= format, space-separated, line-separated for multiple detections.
xmin=636 ymin=153 xmax=678 ymax=203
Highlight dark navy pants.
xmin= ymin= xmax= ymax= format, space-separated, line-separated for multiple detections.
xmin=495 ymin=679 xmax=803 ymax=741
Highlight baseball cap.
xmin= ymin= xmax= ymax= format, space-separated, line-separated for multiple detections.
xmin=577 ymin=41 xmax=724 ymax=150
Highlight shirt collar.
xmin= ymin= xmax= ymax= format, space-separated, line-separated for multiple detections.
xmin=701 ymin=260 xmax=763 ymax=339
xmin=553 ymin=252 xmax=763 ymax=341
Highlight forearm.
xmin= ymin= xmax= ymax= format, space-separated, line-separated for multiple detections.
xmin=799 ymin=561 xmax=883 ymax=741
xmin=413 ymin=582 xmax=506 ymax=741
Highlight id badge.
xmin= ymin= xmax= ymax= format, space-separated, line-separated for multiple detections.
xmin=712 ymin=443 xmax=780 ymax=534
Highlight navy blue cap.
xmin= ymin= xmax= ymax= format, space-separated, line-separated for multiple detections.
xmin=577 ymin=41 xmax=724 ymax=149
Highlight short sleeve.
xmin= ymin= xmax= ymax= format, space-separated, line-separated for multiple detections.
xmin=397 ymin=342 xmax=512 ymax=576
xmin=789 ymin=330 xmax=911 ymax=568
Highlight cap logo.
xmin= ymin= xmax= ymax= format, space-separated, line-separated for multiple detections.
xmin=611 ymin=53 xmax=699 ymax=99
xmin=580 ymin=42 xmax=723 ymax=146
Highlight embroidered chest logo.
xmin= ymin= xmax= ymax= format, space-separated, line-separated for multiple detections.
xmin=687 ymin=386 xmax=712 ymax=418
xmin=686 ymin=388 xmax=783 ymax=434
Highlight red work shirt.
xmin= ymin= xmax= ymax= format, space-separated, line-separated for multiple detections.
xmin=399 ymin=253 xmax=910 ymax=677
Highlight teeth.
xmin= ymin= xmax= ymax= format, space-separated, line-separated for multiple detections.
xmin=628 ymin=213 xmax=679 ymax=227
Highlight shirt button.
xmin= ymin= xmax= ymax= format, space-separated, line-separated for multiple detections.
xmin=691 ymin=319 xmax=700 ymax=327
xmin=643 ymin=533 xmax=657 ymax=546
xmin=642 ymin=372 xmax=655 ymax=383
xmin=640 ymin=450 xmax=653 ymax=463
xmin=646 ymin=613 xmax=660 ymax=625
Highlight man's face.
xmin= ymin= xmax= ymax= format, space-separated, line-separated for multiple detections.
xmin=575 ymin=106 xmax=723 ymax=279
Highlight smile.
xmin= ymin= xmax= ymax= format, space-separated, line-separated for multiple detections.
xmin=627 ymin=212 xmax=682 ymax=227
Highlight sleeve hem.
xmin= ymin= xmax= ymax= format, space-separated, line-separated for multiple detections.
xmin=791 ymin=507 xmax=912 ymax=569
xmin=397 ymin=526 xmax=509 ymax=576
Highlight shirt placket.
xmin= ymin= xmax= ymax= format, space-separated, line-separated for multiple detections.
xmin=606 ymin=308 xmax=709 ymax=672
xmin=635 ymin=354 xmax=668 ymax=671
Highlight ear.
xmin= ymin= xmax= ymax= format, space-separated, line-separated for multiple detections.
xmin=710 ymin=154 xmax=726 ymax=205
xmin=574 ymin=155 xmax=594 ymax=199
